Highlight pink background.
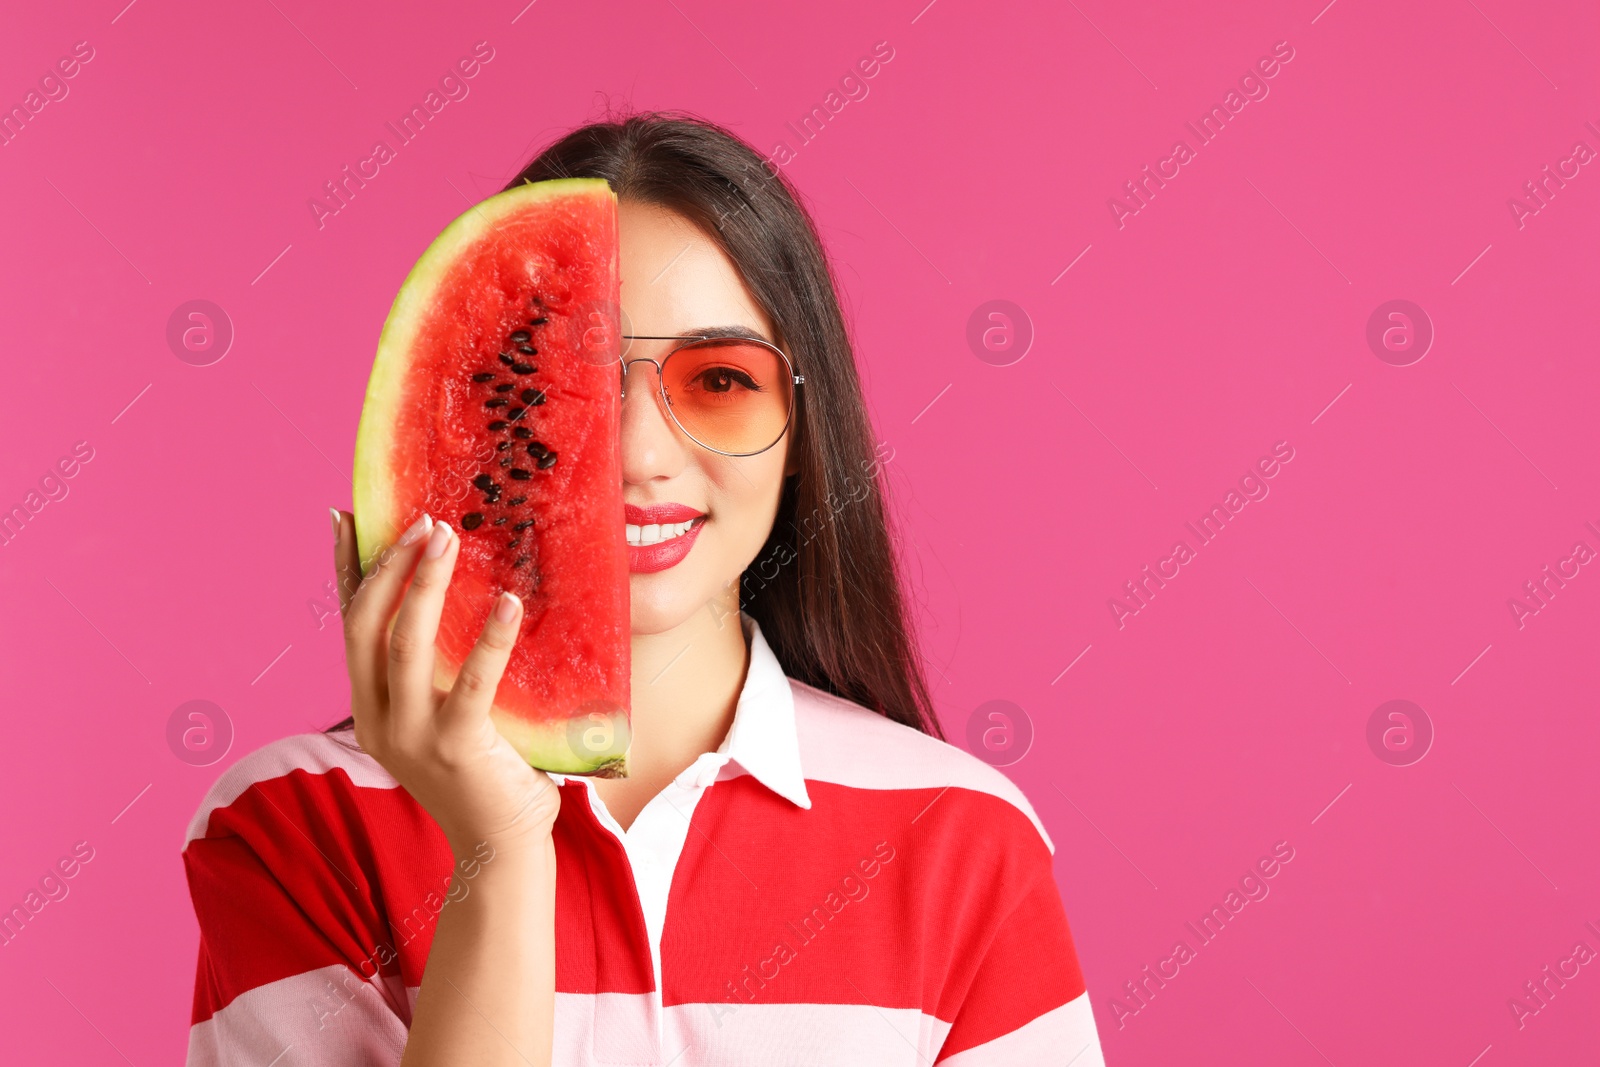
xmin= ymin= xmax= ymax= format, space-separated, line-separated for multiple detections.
xmin=2 ymin=0 xmax=1596 ymax=1062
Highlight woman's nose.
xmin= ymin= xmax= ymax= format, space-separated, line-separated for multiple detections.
xmin=619 ymin=359 xmax=686 ymax=480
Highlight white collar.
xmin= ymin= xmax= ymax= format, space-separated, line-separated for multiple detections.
xmin=549 ymin=611 xmax=812 ymax=809
xmin=712 ymin=611 xmax=811 ymax=808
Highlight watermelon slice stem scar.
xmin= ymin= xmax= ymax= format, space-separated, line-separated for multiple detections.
xmin=352 ymin=178 xmax=631 ymax=776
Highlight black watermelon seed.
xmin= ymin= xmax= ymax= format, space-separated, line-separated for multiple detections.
xmin=507 ymin=407 xmax=526 ymax=421
xmin=511 ymin=362 xmax=536 ymax=374
xmin=527 ymin=441 xmax=548 ymax=457
xmin=485 ymin=398 xmax=509 ymax=409
xmin=517 ymin=344 xmax=537 ymax=355
xmin=472 ymin=474 xmax=495 ymax=491
xmin=461 ymin=513 xmax=483 ymax=530
xmin=508 ymin=496 xmax=527 ymax=506
xmin=514 ymin=554 xmax=531 ymax=567
xmin=495 ymin=441 xmax=512 ymax=451
xmin=471 ymin=372 xmax=495 ymax=382
xmin=498 ymin=352 xmax=515 ymax=366
xmin=492 ymin=517 xmax=507 ymax=526
xmin=499 ymin=457 xmax=512 ymax=467
xmin=530 ymin=317 xmax=547 ymax=325
xmin=530 ymin=390 xmax=547 ymax=406
xmin=507 ymin=537 xmax=522 ymax=550
xmin=513 ymin=427 xmax=533 ymax=439
xmin=537 ymin=452 xmax=558 ymax=469
xmin=513 ymin=520 xmax=534 ymax=531
xmin=509 ymin=468 xmax=532 ymax=480
xmin=495 ymin=383 xmax=514 ymax=393
xmin=485 ymin=487 xmax=502 ymax=502
xmin=489 ymin=420 xmax=509 ymax=432
xmin=520 ymin=389 xmax=541 ymax=404
xmin=510 ymin=330 xmax=531 ymax=343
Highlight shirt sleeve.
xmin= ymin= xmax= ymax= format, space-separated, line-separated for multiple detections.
xmin=933 ymin=866 xmax=1105 ymax=1066
xmin=182 ymin=773 xmax=411 ymax=1067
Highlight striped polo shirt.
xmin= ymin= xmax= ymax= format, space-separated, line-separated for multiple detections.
xmin=182 ymin=612 xmax=1104 ymax=1065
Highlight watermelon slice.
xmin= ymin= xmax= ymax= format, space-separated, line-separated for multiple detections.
xmin=352 ymin=178 xmax=631 ymax=777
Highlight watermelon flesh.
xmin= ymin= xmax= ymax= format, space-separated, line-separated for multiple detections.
xmin=352 ymin=178 xmax=631 ymax=777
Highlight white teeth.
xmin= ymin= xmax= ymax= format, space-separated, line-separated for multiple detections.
xmin=626 ymin=519 xmax=697 ymax=547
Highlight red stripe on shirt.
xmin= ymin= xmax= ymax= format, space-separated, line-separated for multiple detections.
xmin=660 ymin=776 xmax=1086 ymax=1041
xmin=185 ymin=761 xmax=666 ymax=1025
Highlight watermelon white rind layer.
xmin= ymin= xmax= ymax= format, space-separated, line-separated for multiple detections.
xmin=350 ymin=176 xmax=630 ymax=777
xmin=474 ymin=683 xmax=631 ymax=779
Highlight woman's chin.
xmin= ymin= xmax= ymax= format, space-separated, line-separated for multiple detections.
xmin=627 ymin=574 xmax=731 ymax=637
xmin=626 ymin=524 xmax=752 ymax=637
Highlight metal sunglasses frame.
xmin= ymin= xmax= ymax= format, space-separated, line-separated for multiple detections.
xmin=618 ymin=334 xmax=805 ymax=458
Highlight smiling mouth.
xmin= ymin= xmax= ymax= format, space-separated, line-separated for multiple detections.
xmin=626 ymin=516 xmax=704 ymax=548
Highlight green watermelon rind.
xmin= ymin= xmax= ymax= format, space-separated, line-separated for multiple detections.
xmin=350 ymin=176 xmax=630 ymax=778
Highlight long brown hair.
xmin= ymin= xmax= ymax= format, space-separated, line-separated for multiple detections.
xmin=331 ymin=108 xmax=942 ymax=742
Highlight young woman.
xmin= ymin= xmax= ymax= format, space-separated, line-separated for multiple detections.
xmin=182 ymin=112 xmax=1104 ymax=1066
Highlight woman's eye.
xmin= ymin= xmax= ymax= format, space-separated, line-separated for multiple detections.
xmin=696 ymin=367 xmax=759 ymax=393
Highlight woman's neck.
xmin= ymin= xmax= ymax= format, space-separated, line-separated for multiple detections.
xmin=594 ymin=598 xmax=750 ymax=830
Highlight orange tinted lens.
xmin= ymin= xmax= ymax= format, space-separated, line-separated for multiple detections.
xmin=663 ymin=340 xmax=792 ymax=454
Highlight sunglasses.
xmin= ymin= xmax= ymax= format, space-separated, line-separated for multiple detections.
xmin=618 ymin=334 xmax=804 ymax=457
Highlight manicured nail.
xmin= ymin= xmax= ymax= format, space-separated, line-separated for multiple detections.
xmin=400 ymin=513 xmax=432 ymax=546
xmin=494 ymin=591 xmax=521 ymax=624
xmin=424 ymin=521 xmax=453 ymax=560
xmin=329 ymin=507 xmax=342 ymax=544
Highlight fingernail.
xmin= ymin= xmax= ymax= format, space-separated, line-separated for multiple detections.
xmin=329 ymin=507 xmax=342 ymax=544
xmin=494 ymin=591 xmax=521 ymax=624
xmin=424 ymin=521 xmax=453 ymax=560
xmin=400 ymin=513 xmax=432 ymax=546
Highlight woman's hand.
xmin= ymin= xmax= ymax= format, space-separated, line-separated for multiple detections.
xmin=332 ymin=509 xmax=561 ymax=859
xmin=334 ymin=509 xmax=560 ymax=1067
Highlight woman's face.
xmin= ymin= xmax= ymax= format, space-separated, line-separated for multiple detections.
xmin=617 ymin=199 xmax=796 ymax=636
